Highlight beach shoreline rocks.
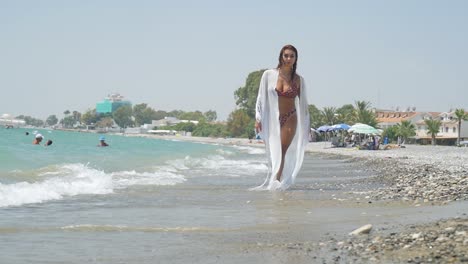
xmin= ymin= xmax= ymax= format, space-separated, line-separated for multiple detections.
xmin=302 ymin=143 xmax=468 ymax=263
xmin=305 ymin=143 xmax=468 ymax=204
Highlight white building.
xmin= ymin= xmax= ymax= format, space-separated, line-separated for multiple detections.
xmin=377 ymin=110 xmax=468 ymax=145
xmin=0 ymin=114 xmax=26 ymax=127
xmin=149 ymin=117 xmax=199 ymax=128
xmin=414 ymin=111 xmax=468 ymax=144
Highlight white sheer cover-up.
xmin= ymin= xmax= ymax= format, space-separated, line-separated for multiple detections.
xmin=252 ymin=69 xmax=310 ymax=190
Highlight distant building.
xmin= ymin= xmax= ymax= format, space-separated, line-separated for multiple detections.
xmin=96 ymin=93 xmax=132 ymax=114
xmin=414 ymin=111 xmax=468 ymax=145
xmin=375 ymin=110 xmax=423 ymax=129
xmin=0 ymin=114 xmax=26 ymax=127
xmin=376 ymin=109 xmax=468 ymax=145
xmin=150 ymin=117 xmax=199 ymax=127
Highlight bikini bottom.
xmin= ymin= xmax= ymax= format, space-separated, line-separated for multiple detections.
xmin=279 ymin=108 xmax=297 ymax=127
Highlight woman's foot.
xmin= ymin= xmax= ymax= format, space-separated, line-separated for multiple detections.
xmin=270 ymin=180 xmax=281 ymax=190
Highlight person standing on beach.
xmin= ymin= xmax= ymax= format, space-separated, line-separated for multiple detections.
xmin=253 ymin=44 xmax=310 ymax=190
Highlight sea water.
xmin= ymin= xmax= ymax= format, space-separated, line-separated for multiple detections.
xmin=0 ymin=127 xmax=271 ymax=263
xmin=0 ymin=128 xmax=267 ymax=208
xmin=1 ymin=127 xmax=467 ymax=264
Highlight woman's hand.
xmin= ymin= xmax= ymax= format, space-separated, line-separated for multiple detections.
xmin=255 ymin=121 xmax=262 ymax=133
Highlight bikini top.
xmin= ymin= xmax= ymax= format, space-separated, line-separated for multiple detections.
xmin=276 ymin=78 xmax=299 ymax=98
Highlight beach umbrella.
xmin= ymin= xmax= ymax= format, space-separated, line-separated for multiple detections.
xmin=317 ymin=125 xmax=333 ymax=132
xmin=348 ymin=123 xmax=381 ymax=134
xmin=331 ymin=123 xmax=350 ymax=131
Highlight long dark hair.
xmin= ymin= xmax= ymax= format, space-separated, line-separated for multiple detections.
xmin=277 ymin=44 xmax=298 ymax=80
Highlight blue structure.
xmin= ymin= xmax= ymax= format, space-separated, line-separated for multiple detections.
xmin=96 ymin=93 xmax=132 ymax=114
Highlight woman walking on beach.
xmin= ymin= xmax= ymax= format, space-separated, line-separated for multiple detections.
xmin=253 ymin=44 xmax=310 ymax=190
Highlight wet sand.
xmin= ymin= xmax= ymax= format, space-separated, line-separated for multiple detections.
xmin=123 ymin=134 xmax=468 ymax=263
xmin=144 ymin=137 xmax=468 ymax=263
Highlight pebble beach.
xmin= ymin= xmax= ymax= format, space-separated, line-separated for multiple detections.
xmin=138 ymin=135 xmax=468 ymax=263
xmin=304 ymin=143 xmax=468 ymax=263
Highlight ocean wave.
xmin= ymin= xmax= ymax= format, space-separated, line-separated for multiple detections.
xmin=0 ymin=163 xmax=187 ymax=208
xmin=166 ymin=155 xmax=267 ymax=177
xmin=0 ymin=164 xmax=113 ymax=208
xmin=231 ymin=145 xmax=265 ymax=155
xmin=111 ymin=170 xmax=186 ymax=188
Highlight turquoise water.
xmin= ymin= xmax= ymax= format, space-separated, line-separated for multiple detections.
xmin=1 ymin=127 xmax=467 ymax=263
xmin=0 ymin=127 xmax=266 ymax=208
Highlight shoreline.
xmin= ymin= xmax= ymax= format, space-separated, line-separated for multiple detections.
xmin=35 ymin=130 xmax=468 ymax=262
xmin=123 ymin=134 xmax=468 ymax=263
xmin=130 ymin=133 xmax=468 ymax=204
xmin=5 ymin=129 xmax=468 ymax=262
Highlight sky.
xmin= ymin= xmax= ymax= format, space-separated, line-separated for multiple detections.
xmin=1 ymin=0 xmax=467 ymax=121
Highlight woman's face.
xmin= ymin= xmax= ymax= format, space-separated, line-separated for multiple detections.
xmin=282 ymin=49 xmax=296 ymax=67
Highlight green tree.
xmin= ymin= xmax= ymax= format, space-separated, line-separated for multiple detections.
xmin=226 ymin=109 xmax=253 ymax=138
xmin=353 ymin=100 xmax=377 ymax=127
xmin=154 ymin=110 xmax=168 ymax=120
xmin=203 ymin=110 xmax=217 ymax=122
xmin=96 ymin=117 xmax=114 ymax=128
xmin=336 ymin=104 xmax=355 ymax=125
xmin=81 ymin=109 xmax=99 ymax=125
xmin=454 ymin=108 xmax=468 ymax=146
xmin=321 ymin=106 xmax=337 ymax=125
xmin=61 ymin=116 xmax=75 ymax=128
xmin=395 ymin=120 xmax=416 ymax=144
xmin=234 ymin=69 xmax=266 ymax=118
xmin=193 ymin=122 xmax=227 ymax=137
xmin=179 ymin=111 xmax=204 ymax=121
xmin=46 ymin=115 xmax=58 ymax=126
xmin=167 ymin=110 xmax=183 ymax=118
xmin=308 ymin=104 xmax=323 ymax=129
xmin=72 ymin=111 xmax=81 ymax=123
xmin=63 ymin=110 xmax=70 ymax=116
xmin=113 ymin=105 xmax=133 ymax=128
xmin=17 ymin=115 xmax=44 ymax=127
xmin=173 ymin=122 xmax=197 ymax=132
xmin=382 ymin=125 xmax=399 ymax=143
xmin=133 ymin=103 xmax=158 ymax=126
xmin=424 ymin=118 xmax=441 ymax=146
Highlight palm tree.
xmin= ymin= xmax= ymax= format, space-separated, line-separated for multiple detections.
xmin=424 ymin=118 xmax=441 ymax=146
xmin=321 ymin=107 xmax=337 ymax=125
xmin=336 ymin=104 xmax=355 ymax=125
xmin=395 ymin=120 xmax=416 ymax=144
xmin=308 ymin=104 xmax=323 ymax=129
xmin=72 ymin=110 xmax=81 ymax=123
xmin=454 ymin=108 xmax=468 ymax=146
xmin=353 ymin=100 xmax=378 ymax=127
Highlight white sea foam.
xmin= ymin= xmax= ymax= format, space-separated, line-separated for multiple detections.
xmin=0 ymin=164 xmax=112 ymax=208
xmin=215 ymin=148 xmax=235 ymax=156
xmin=167 ymin=155 xmax=267 ymax=177
xmin=112 ymin=170 xmax=186 ymax=188
xmin=232 ymin=145 xmax=265 ymax=155
xmin=0 ymin=163 xmax=187 ymax=208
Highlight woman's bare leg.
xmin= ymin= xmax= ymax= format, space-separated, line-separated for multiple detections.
xmin=276 ymin=114 xmax=297 ymax=181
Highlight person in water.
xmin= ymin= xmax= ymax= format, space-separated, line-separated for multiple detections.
xmin=33 ymin=134 xmax=44 ymax=145
xmin=253 ymin=44 xmax=310 ymax=190
xmin=45 ymin=139 xmax=53 ymax=146
xmin=98 ymin=136 xmax=109 ymax=147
